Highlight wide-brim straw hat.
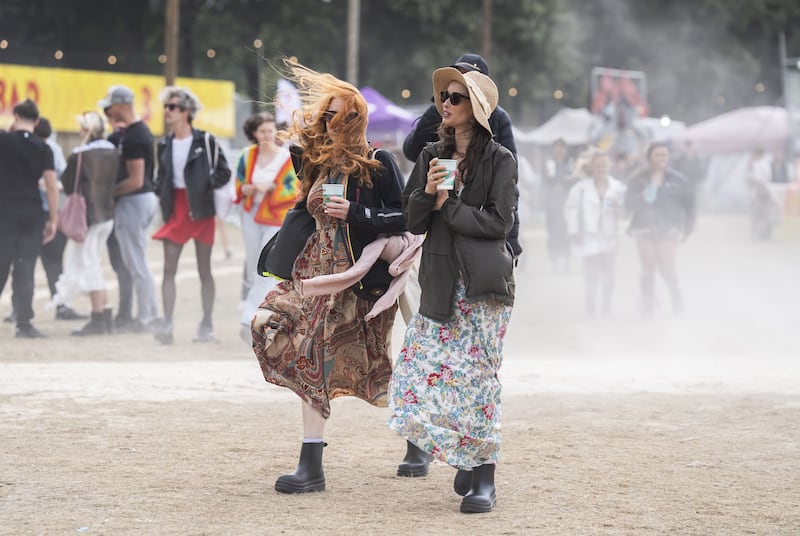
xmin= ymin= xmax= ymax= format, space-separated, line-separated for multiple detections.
xmin=432 ymin=67 xmax=498 ymax=135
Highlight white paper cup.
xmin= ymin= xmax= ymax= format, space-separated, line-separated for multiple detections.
xmin=438 ymin=159 xmax=457 ymax=190
xmin=322 ymin=183 xmax=345 ymax=203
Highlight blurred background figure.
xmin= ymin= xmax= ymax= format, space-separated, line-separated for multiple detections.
xmin=0 ymin=99 xmax=59 ymax=338
xmin=100 ymin=85 xmax=161 ymax=334
xmin=564 ymin=149 xmax=626 ymax=315
xmin=747 ymin=148 xmax=780 ymax=241
xmin=233 ymin=112 xmax=297 ymax=342
xmin=35 ymin=118 xmax=86 ymax=321
xmin=152 ymin=86 xmax=231 ymax=345
xmin=626 ymin=142 xmax=696 ymax=315
xmin=51 ymin=112 xmax=119 ymax=336
xmin=542 ymin=139 xmax=576 ymax=272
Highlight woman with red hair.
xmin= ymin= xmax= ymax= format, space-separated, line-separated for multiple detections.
xmin=251 ymin=61 xmax=406 ymax=494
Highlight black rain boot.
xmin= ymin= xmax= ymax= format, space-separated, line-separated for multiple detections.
xmin=275 ymin=442 xmax=326 ymax=494
xmin=453 ymin=469 xmax=472 ymax=496
xmin=460 ymin=463 xmax=496 ymax=514
xmin=71 ymin=312 xmax=107 ymax=336
xmin=397 ymin=440 xmax=432 ymax=477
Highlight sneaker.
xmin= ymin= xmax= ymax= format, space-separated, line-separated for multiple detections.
xmin=56 ymin=305 xmax=88 ymax=321
xmin=154 ymin=321 xmax=174 ymax=345
xmin=193 ymin=322 xmax=216 ymax=343
xmin=15 ymin=324 xmax=47 ymax=339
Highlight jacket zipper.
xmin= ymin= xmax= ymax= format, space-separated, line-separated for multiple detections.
xmin=342 ymin=174 xmax=364 ymax=292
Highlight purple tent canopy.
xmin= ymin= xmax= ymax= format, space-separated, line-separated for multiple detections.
xmin=671 ymin=106 xmax=788 ymax=154
xmin=360 ymin=86 xmax=416 ymax=137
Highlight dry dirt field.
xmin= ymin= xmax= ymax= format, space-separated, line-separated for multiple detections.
xmin=2 ymin=214 xmax=799 ymax=535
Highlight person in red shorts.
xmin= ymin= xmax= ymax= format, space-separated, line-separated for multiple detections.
xmin=152 ymin=86 xmax=231 ymax=344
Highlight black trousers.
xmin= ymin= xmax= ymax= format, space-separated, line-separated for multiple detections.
xmin=107 ymin=228 xmax=133 ymax=319
xmin=39 ymin=228 xmax=67 ymax=297
xmin=0 ymin=206 xmax=46 ymax=328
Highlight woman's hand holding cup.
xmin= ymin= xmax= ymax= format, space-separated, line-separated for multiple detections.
xmin=425 ymin=158 xmax=448 ymax=195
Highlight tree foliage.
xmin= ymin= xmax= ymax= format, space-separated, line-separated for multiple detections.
xmin=1 ymin=0 xmax=799 ymax=126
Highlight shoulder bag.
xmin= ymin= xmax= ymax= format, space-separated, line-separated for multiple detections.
xmin=58 ymin=152 xmax=88 ymax=242
xmin=257 ymin=203 xmax=315 ymax=280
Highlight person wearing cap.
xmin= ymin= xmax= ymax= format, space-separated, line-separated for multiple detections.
xmin=51 ymin=112 xmax=120 ymax=335
xmin=388 ymin=67 xmax=517 ymax=514
xmin=0 ymin=99 xmax=59 ymax=338
xmin=99 ymin=85 xmax=161 ymax=333
xmin=402 ymin=53 xmax=522 ymax=258
xmin=151 ymin=86 xmax=231 ymax=344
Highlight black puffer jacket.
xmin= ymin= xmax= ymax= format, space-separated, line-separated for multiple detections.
xmin=155 ymin=129 xmax=231 ymax=221
xmin=404 ymin=140 xmax=517 ymax=322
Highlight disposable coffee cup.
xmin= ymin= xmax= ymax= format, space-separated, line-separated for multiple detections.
xmin=438 ymin=159 xmax=457 ymax=190
xmin=322 ymin=183 xmax=345 ymax=203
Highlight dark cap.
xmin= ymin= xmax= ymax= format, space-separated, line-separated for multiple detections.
xmin=452 ymin=53 xmax=489 ymax=76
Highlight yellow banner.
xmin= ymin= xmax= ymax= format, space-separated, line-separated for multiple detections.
xmin=0 ymin=64 xmax=235 ymax=137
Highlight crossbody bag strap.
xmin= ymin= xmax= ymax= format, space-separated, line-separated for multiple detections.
xmin=74 ymin=152 xmax=83 ymax=195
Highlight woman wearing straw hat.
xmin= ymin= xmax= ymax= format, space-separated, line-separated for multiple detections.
xmin=389 ymin=67 xmax=517 ymax=513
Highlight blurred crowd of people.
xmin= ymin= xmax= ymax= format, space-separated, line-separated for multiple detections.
xmin=542 ymin=138 xmax=697 ymax=316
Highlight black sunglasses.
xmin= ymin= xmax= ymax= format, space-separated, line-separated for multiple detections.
xmin=164 ymin=103 xmax=184 ymax=111
xmin=322 ymin=110 xmax=358 ymax=125
xmin=440 ymin=90 xmax=470 ymax=106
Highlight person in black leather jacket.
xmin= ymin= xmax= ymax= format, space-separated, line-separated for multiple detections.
xmin=152 ymin=86 xmax=231 ymax=344
xmin=402 ymin=53 xmax=522 ymax=257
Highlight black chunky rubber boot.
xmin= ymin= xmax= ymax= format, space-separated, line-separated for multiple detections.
xmin=453 ymin=469 xmax=472 ymax=496
xmin=71 ymin=312 xmax=106 ymax=336
xmin=397 ymin=440 xmax=432 ymax=477
xmin=275 ymin=442 xmax=326 ymax=493
xmin=460 ymin=463 xmax=496 ymax=514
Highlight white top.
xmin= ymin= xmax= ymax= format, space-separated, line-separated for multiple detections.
xmin=251 ymin=149 xmax=291 ymax=204
xmin=171 ymin=136 xmax=194 ymax=189
xmin=563 ymin=176 xmax=627 ymax=256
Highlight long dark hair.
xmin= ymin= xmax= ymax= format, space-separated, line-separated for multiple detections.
xmin=436 ymin=121 xmax=492 ymax=183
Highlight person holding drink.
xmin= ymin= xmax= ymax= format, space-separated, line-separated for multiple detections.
xmin=388 ymin=67 xmax=517 ymax=514
xmin=251 ymin=61 xmax=407 ymax=494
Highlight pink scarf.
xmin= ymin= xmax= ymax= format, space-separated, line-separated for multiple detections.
xmin=298 ymin=232 xmax=424 ymax=320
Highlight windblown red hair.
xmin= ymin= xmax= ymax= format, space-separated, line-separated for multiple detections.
xmin=278 ymin=60 xmax=381 ymax=199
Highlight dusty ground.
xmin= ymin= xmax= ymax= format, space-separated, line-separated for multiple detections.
xmin=2 ymin=213 xmax=800 ymax=535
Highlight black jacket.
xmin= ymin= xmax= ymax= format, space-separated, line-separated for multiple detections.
xmin=155 ymin=129 xmax=231 ymax=222
xmin=402 ymin=102 xmax=523 ymax=257
xmin=291 ymin=146 xmax=407 ymax=299
xmin=404 ymin=140 xmax=517 ymax=322
xmin=626 ymin=167 xmax=696 ymax=237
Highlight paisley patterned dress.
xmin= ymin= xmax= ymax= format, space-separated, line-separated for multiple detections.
xmin=252 ymin=174 xmax=397 ymax=419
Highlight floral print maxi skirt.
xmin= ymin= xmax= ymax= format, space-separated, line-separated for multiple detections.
xmin=388 ymin=280 xmax=512 ymax=469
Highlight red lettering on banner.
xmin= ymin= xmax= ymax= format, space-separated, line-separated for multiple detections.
xmin=141 ymin=86 xmax=152 ymax=122
xmin=26 ymin=81 xmax=39 ymax=102
xmin=0 ymin=80 xmax=41 ymax=116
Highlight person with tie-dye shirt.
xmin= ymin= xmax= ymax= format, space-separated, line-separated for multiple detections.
xmin=234 ymin=112 xmax=298 ymax=341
